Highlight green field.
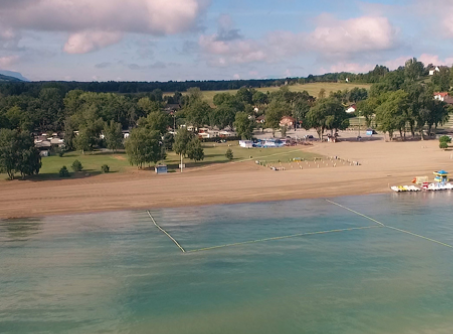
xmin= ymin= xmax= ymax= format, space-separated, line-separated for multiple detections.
xmin=166 ymin=82 xmax=372 ymax=106
xmin=1 ymin=142 xmax=321 ymax=180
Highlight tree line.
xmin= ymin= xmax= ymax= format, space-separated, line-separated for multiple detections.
xmin=0 ymin=57 xmax=453 ymax=178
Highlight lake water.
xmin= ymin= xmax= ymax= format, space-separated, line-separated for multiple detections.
xmin=0 ymin=193 xmax=452 ymax=334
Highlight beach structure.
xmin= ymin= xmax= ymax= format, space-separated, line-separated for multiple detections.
xmin=239 ymin=140 xmax=254 ymax=148
xmin=433 ymin=170 xmax=449 ymax=183
xmin=155 ymin=165 xmax=168 ymax=174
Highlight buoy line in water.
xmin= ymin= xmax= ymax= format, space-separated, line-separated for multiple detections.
xmin=325 ymin=199 xmax=385 ymax=227
xmin=325 ymin=200 xmax=452 ymax=249
xmin=147 ymin=210 xmax=186 ymax=253
xmin=187 ymin=225 xmax=382 ymax=253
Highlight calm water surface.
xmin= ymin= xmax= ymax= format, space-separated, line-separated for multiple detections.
xmin=0 ymin=193 xmax=452 ymax=334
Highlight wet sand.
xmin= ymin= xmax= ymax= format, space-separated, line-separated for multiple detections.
xmin=0 ymin=140 xmax=452 ymax=219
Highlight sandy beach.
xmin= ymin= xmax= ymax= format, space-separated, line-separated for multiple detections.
xmin=0 ymin=139 xmax=452 ymax=219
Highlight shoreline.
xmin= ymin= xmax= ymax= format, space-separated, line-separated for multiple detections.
xmin=0 ymin=185 xmax=391 ymax=220
xmin=0 ymin=140 xmax=452 ymax=220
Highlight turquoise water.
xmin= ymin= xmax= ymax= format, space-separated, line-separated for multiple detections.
xmin=0 ymin=193 xmax=452 ymax=334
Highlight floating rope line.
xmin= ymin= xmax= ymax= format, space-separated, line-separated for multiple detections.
xmin=325 ymin=199 xmax=385 ymax=227
xmin=385 ymin=226 xmax=452 ymax=248
xmin=147 ymin=210 xmax=186 ymax=253
xmin=187 ymin=225 xmax=382 ymax=253
xmin=326 ymin=199 xmax=452 ymax=249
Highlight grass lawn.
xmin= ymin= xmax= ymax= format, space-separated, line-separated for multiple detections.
xmin=1 ymin=142 xmax=322 ymax=180
xmin=165 ymin=82 xmax=372 ymax=106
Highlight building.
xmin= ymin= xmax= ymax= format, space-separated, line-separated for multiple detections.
xmin=163 ymin=104 xmax=181 ymax=113
xmin=346 ymin=104 xmax=357 ymax=114
xmin=429 ymin=66 xmax=440 ymax=76
xmin=434 ymin=92 xmax=449 ymax=102
xmin=279 ymin=116 xmax=296 ymax=128
xmin=256 ymin=115 xmax=266 ymax=123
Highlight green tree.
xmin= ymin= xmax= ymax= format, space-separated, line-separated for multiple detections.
xmin=184 ymin=101 xmax=211 ymax=132
xmin=125 ymin=128 xmax=164 ymax=169
xmin=63 ymin=118 xmax=76 ymax=150
xmin=138 ymin=97 xmax=161 ymax=115
xmin=306 ymin=98 xmax=348 ymax=140
xmin=0 ymin=129 xmax=41 ymax=180
xmin=186 ymin=87 xmax=204 ymax=105
xmin=0 ymin=129 xmax=17 ymax=179
xmin=71 ymin=159 xmax=83 ymax=172
xmin=225 ymin=148 xmax=233 ymax=161
xmin=186 ymin=137 xmax=205 ymax=162
xmin=137 ymin=111 xmax=169 ymax=135
xmin=59 ymin=166 xmax=70 ymax=177
xmin=252 ymin=91 xmax=268 ymax=105
xmin=104 ymin=121 xmax=123 ymax=152
xmin=15 ymin=131 xmax=42 ymax=179
xmin=233 ymin=112 xmax=254 ymax=140
xmin=74 ymin=127 xmax=92 ymax=154
xmin=172 ymin=128 xmax=204 ymax=166
xmin=163 ymin=132 xmax=175 ymax=151
xmin=404 ymin=58 xmax=425 ymax=81
xmin=375 ymin=90 xmax=409 ymax=140
xmin=210 ymin=105 xmax=236 ymax=130
xmin=431 ymin=67 xmax=452 ymax=92
xmin=235 ymin=87 xmax=254 ymax=104
xmin=265 ymin=99 xmax=288 ymax=130
xmin=318 ymin=88 xmax=326 ymax=99
xmin=357 ymin=98 xmax=378 ymax=128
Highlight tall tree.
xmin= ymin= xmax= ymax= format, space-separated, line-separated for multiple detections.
xmin=184 ymin=101 xmax=211 ymax=131
xmin=233 ymin=112 xmax=254 ymax=139
xmin=265 ymin=99 xmax=289 ymax=130
xmin=104 ymin=121 xmax=123 ymax=152
xmin=172 ymin=128 xmax=204 ymax=168
xmin=210 ymin=105 xmax=236 ymax=130
xmin=404 ymin=57 xmax=425 ymax=81
xmin=137 ymin=111 xmax=169 ymax=135
xmin=125 ymin=128 xmax=164 ymax=169
xmin=0 ymin=129 xmax=41 ymax=180
xmin=306 ymin=98 xmax=348 ymax=140
xmin=375 ymin=90 xmax=409 ymax=140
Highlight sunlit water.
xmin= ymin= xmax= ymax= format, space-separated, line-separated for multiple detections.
xmin=0 ymin=193 xmax=452 ymax=334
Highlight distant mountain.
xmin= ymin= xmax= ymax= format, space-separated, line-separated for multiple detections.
xmin=0 ymin=73 xmax=23 ymax=82
xmin=0 ymin=70 xmax=29 ymax=82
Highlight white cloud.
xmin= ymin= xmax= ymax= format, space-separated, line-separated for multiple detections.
xmin=307 ymin=15 xmax=398 ymax=56
xmin=64 ymin=31 xmax=123 ymax=54
xmin=418 ymin=54 xmax=453 ymax=66
xmin=0 ymin=0 xmax=209 ymax=54
xmin=200 ymin=15 xmax=399 ymax=67
xmin=199 ymin=35 xmax=268 ymax=66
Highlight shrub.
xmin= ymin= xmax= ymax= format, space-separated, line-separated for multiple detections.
xmin=439 ymin=142 xmax=448 ymax=149
xmin=71 ymin=160 xmax=83 ymax=172
xmin=59 ymin=166 xmax=70 ymax=177
xmin=439 ymin=136 xmax=452 ymax=143
xmin=58 ymin=149 xmax=65 ymax=157
xmin=225 ymin=148 xmax=233 ymax=161
xmin=101 ymin=164 xmax=110 ymax=173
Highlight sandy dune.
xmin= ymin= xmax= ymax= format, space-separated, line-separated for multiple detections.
xmin=0 ymin=140 xmax=452 ymax=219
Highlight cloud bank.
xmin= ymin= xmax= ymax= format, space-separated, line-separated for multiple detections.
xmin=0 ymin=0 xmax=209 ymax=53
xmin=199 ymin=15 xmax=399 ymax=67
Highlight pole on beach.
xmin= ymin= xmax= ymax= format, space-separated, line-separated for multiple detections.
xmin=180 ymin=154 xmax=183 ymax=173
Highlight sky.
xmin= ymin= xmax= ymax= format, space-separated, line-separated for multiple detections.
xmin=0 ymin=0 xmax=453 ymax=82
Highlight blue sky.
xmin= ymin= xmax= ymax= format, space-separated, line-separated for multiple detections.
xmin=0 ymin=0 xmax=452 ymax=81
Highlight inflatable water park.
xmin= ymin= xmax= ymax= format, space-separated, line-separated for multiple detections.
xmin=391 ymin=170 xmax=453 ymax=192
